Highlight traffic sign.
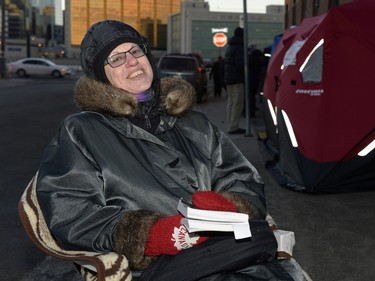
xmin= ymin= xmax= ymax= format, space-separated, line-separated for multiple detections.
xmin=213 ymin=32 xmax=227 ymax=47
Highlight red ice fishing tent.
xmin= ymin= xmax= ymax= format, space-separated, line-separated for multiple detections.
xmin=263 ymin=15 xmax=325 ymax=154
xmin=264 ymin=0 xmax=375 ymax=193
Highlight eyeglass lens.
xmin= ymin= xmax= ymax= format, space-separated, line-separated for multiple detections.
xmin=106 ymin=44 xmax=147 ymax=68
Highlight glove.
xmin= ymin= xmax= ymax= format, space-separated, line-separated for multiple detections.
xmin=192 ymin=191 xmax=238 ymax=212
xmin=145 ymin=192 xmax=237 ymax=257
xmin=144 ymin=214 xmax=208 ymax=256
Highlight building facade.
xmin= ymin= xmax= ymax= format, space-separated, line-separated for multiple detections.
xmin=1 ymin=0 xmax=65 ymax=59
xmin=284 ymin=0 xmax=352 ymax=27
xmin=65 ymin=0 xmax=285 ymax=60
xmin=1 ymin=0 xmax=356 ymax=60
xmin=169 ymin=0 xmax=284 ymax=60
xmin=65 ymin=0 xmax=181 ymax=51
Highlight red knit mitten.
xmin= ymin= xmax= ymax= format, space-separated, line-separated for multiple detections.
xmin=144 ymin=214 xmax=208 ymax=256
xmin=192 ymin=191 xmax=238 ymax=212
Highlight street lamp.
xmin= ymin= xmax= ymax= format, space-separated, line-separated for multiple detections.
xmin=0 ymin=0 xmax=6 ymax=77
xmin=1 ymin=0 xmax=5 ymax=58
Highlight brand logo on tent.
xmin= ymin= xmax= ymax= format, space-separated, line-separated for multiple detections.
xmin=296 ymin=89 xmax=324 ymax=96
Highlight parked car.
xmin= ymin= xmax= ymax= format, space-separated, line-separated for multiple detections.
xmin=158 ymin=54 xmax=208 ymax=103
xmin=7 ymin=58 xmax=72 ymax=78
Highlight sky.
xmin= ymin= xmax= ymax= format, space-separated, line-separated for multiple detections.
xmin=207 ymin=0 xmax=284 ymax=13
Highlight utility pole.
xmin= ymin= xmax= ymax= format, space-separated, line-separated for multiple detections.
xmin=1 ymin=0 xmax=5 ymax=57
xmin=243 ymin=0 xmax=252 ymax=136
xmin=50 ymin=0 xmax=54 ymax=44
xmin=23 ymin=1 xmax=31 ymax=57
xmin=153 ymin=0 xmax=157 ymax=48
xmin=0 ymin=0 xmax=6 ymax=77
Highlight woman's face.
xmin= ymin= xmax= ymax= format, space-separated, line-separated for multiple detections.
xmin=104 ymin=42 xmax=153 ymax=95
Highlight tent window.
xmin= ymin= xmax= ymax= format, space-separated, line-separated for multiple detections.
xmin=283 ymin=40 xmax=306 ymax=68
xmin=299 ymin=39 xmax=324 ymax=83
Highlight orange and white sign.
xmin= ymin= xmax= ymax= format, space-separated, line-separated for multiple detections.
xmin=213 ymin=33 xmax=227 ymax=47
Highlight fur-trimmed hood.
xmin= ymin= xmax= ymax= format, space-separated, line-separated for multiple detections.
xmin=74 ymin=76 xmax=196 ymax=117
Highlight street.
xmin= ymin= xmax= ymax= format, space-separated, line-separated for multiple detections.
xmin=0 ymin=75 xmax=80 ymax=280
xmin=1 ymin=75 xmax=375 ymax=281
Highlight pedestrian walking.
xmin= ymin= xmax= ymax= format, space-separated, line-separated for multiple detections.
xmin=247 ymin=48 xmax=263 ymax=117
xmin=209 ymin=56 xmax=225 ymax=97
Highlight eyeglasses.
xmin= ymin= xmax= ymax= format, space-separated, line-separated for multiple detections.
xmin=105 ymin=44 xmax=147 ymax=68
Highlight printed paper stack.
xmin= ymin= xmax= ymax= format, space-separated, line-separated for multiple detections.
xmin=177 ymin=199 xmax=251 ymax=240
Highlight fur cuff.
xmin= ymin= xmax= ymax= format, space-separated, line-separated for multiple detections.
xmin=114 ymin=210 xmax=161 ymax=270
xmin=220 ymin=192 xmax=261 ymax=219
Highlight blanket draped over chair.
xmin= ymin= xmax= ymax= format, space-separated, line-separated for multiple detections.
xmin=18 ymin=172 xmax=132 ymax=281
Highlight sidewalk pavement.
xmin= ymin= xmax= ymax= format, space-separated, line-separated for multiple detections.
xmin=20 ymin=91 xmax=375 ymax=281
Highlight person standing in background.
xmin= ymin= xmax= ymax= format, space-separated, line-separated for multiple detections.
xmin=209 ymin=56 xmax=225 ymax=97
xmin=247 ymin=48 xmax=263 ymax=117
xmin=224 ymin=27 xmax=245 ymax=134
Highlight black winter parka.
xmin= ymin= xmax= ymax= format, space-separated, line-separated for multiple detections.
xmin=224 ymin=34 xmax=245 ymax=85
xmin=36 ymin=77 xmax=266 ymax=270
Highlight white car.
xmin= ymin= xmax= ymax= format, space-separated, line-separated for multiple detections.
xmin=7 ymin=58 xmax=73 ymax=78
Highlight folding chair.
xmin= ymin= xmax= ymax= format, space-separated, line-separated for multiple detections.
xmin=18 ymin=172 xmax=132 ymax=281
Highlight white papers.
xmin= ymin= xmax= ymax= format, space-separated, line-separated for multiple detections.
xmin=177 ymin=199 xmax=251 ymax=240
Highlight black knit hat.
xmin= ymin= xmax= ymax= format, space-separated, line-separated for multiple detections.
xmin=80 ymin=20 xmax=157 ymax=83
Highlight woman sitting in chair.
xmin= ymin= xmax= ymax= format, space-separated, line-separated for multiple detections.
xmin=35 ymin=20 xmax=306 ymax=280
